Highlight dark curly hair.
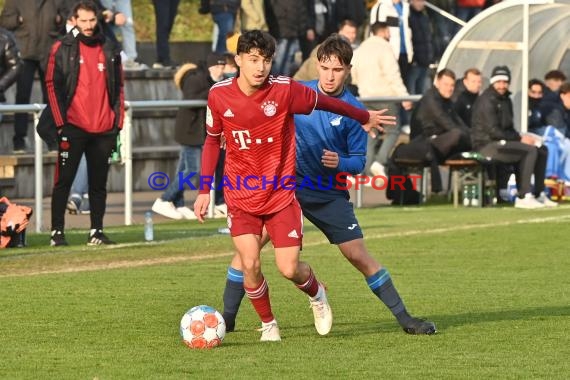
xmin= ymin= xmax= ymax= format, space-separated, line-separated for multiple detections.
xmin=237 ymin=30 xmax=276 ymax=59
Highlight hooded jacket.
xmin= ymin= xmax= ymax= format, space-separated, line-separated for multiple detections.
xmin=174 ymin=63 xmax=216 ymax=146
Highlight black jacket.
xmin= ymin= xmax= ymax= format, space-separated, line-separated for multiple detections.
xmin=0 ymin=27 xmax=21 ymax=102
xmin=453 ymin=83 xmax=478 ymax=128
xmin=471 ymin=86 xmax=520 ymax=150
xmin=265 ymin=0 xmax=310 ymax=39
xmin=410 ymin=87 xmax=469 ymax=139
xmin=45 ymin=29 xmax=123 ymax=131
xmin=173 ymin=63 xmax=215 ymax=146
xmin=0 ymin=0 xmax=68 ymax=63
xmin=408 ymin=8 xmax=433 ymax=67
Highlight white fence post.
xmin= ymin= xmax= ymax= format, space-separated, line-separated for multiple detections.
xmin=124 ymin=105 xmax=133 ymax=226
xmin=33 ymin=106 xmax=44 ymax=233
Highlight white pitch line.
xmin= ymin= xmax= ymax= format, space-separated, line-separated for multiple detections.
xmin=3 ymin=213 xmax=570 ymax=278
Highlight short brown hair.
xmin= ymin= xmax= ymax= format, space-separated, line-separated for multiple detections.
xmin=463 ymin=68 xmax=481 ymax=79
xmin=317 ymin=34 xmax=353 ymax=66
xmin=560 ymin=82 xmax=570 ymax=94
xmin=544 ymin=70 xmax=567 ymax=81
xmin=437 ymin=68 xmax=456 ymax=81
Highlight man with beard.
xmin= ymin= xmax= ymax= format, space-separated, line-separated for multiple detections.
xmin=46 ymin=0 xmax=124 ymax=246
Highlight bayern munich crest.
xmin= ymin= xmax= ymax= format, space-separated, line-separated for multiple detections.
xmin=261 ymin=101 xmax=278 ymax=117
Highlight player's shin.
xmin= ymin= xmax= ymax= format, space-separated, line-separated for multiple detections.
xmin=222 ymin=266 xmax=246 ymax=332
xmin=243 ymin=275 xmax=275 ymax=323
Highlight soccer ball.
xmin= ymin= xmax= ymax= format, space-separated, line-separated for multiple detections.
xmin=180 ymin=305 xmax=226 ymax=349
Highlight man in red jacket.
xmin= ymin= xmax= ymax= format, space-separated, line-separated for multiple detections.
xmin=46 ymin=0 xmax=124 ymax=246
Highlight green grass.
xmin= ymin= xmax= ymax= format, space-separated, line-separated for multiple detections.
xmin=1 ymin=205 xmax=570 ymax=378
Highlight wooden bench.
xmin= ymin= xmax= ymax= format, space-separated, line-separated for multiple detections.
xmin=0 ymin=156 xmax=16 ymax=193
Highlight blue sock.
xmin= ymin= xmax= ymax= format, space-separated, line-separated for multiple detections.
xmin=222 ymin=267 xmax=245 ymax=331
xmin=367 ymin=268 xmax=412 ymax=326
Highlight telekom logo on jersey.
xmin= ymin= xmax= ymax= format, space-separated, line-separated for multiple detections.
xmin=232 ymin=130 xmax=275 ymax=150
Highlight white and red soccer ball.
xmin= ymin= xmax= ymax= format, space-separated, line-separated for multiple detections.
xmin=180 ymin=305 xmax=226 ymax=349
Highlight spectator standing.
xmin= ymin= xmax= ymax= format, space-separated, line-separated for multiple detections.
xmin=152 ymin=53 xmax=226 ymax=220
xmin=264 ymin=0 xmax=312 ymax=76
xmin=237 ymin=0 xmax=267 ymax=32
xmin=471 ymin=66 xmax=556 ymax=209
xmin=370 ymin=0 xmax=413 ymax=83
xmin=200 ymin=0 xmax=241 ymax=54
xmin=0 ymin=27 xmax=21 ymax=124
xmin=452 ymin=67 xmax=482 ymax=127
xmin=351 ymin=21 xmax=412 ymax=177
xmin=0 ymin=0 xmax=68 ymax=153
xmin=100 ymin=0 xmax=147 ymax=70
xmin=455 ymin=0 xmax=485 ymax=22
xmin=293 ymin=20 xmax=358 ymax=82
xmin=47 ymin=0 xmax=124 ymax=246
xmin=151 ymin=0 xmax=180 ymax=69
xmin=407 ymin=0 xmax=433 ymax=95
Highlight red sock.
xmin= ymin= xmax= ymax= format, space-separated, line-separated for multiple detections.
xmin=296 ymin=267 xmax=319 ymax=297
xmin=244 ymin=276 xmax=274 ymax=323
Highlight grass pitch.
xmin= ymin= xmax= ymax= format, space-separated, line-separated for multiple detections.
xmin=1 ymin=205 xmax=569 ymax=379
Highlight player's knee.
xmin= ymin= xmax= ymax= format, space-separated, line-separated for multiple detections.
xmin=240 ymin=257 xmax=261 ymax=273
xmin=277 ymin=264 xmax=297 ymax=280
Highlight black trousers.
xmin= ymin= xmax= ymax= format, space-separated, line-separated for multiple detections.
xmin=479 ymin=141 xmax=547 ymax=196
xmin=152 ymin=0 xmax=181 ymax=63
xmin=51 ymin=124 xmax=117 ymax=232
xmin=14 ymin=59 xmax=47 ymax=146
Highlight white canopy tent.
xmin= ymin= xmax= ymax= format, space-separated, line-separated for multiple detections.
xmin=437 ymin=0 xmax=570 ymax=132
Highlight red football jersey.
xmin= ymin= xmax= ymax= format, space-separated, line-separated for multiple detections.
xmin=206 ymin=76 xmax=317 ymax=215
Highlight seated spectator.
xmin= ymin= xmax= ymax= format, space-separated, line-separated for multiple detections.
xmin=527 ymin=78 xmax=545 ymax=134
xmin=542 ymin=69 xmax=567 ymax=105
xmin=409 ymin=68 xmax=471 ymax=192
xmin=542 ymin=82 xmax=570 ymax=138
xmin=452 ymin=67 xmax=482 ymax=127
xmin=411 ymin=68 xmax=472 ymax=159
xmin=471 ymin=65 xmax=556 ymax=209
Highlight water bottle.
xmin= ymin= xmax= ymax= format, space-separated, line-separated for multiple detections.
xmin=463 ymin=185 xmax=470 ymax=206
xmin=471 ymin=184 xmax=479 ymax=206
xmin=507 ymin=174 xmax=517 ymax=202
xmin=144 ymin=211 xmax=154 ymax=242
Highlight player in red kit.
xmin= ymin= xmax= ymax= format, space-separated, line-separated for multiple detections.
xmin=194 ymin=30 xmax=394 ymax=341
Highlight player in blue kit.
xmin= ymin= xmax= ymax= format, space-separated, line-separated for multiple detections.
xmin=220 ymin=34 xmax=436 ymax=336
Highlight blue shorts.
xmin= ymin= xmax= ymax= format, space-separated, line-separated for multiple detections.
xmin=297 ymin=191 xmax=363 ymax=245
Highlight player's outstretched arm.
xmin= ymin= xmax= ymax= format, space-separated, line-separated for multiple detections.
xmin=365 ymin=109 xmax=397 ymax=138
xmin=314 ymin=94 xmax=396 ymax=137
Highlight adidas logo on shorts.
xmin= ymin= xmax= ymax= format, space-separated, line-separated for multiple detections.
xmin=287 ymin=229 xmax=299 ymax=238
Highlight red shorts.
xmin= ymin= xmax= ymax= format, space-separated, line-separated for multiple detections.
xmin=227 ymin=199 xmax=303 ymax=248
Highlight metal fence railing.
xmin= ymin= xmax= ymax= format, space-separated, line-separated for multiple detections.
xmin=0 ymin=95 xmax=421 ymax=233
